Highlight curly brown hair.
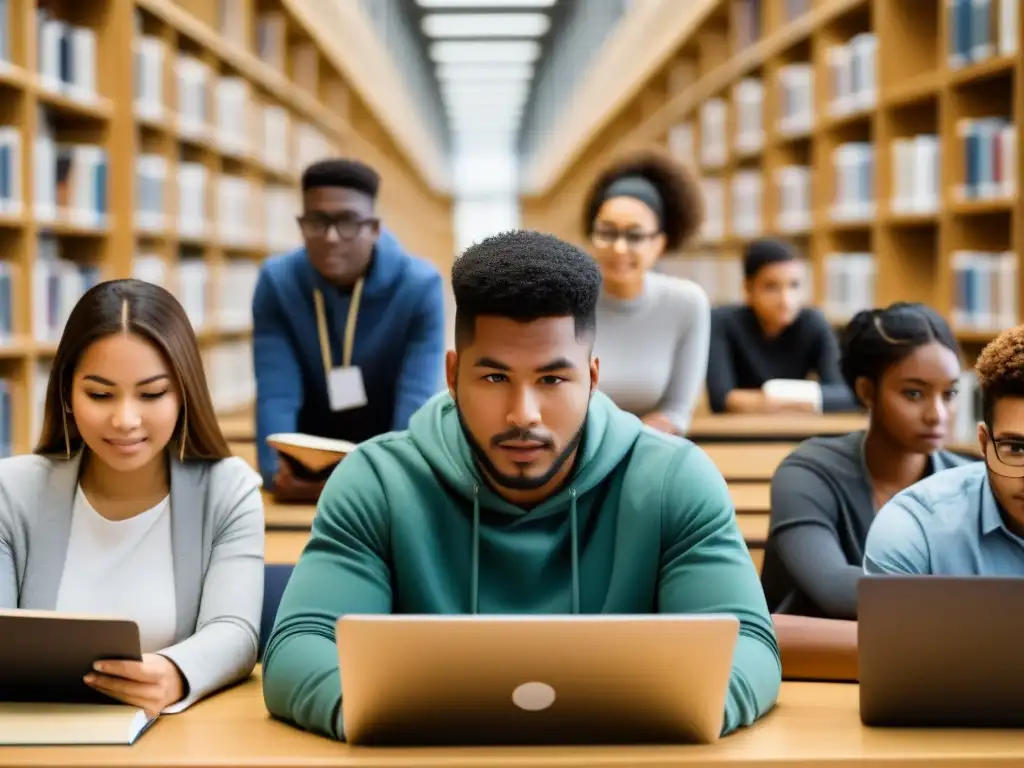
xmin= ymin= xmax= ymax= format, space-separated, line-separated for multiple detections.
xmin=975 ymin=325 xmax=1024 ymax=426
xmin=582 ymin=148 xmax=704 ymax=252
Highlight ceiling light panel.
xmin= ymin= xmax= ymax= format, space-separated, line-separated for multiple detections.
xmin=436 ymin=63 xmax=534 ymax=82
xmin=417 ymin=0 xmax=555 ymax=8
xmin=429 ymin=40 xmax=541 ymax=64
xmin=422 ymin=13 xmax=550 ymax=38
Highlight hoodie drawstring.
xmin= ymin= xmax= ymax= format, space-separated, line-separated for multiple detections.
xmin=470 ymin=484 xmax=580 ymax=615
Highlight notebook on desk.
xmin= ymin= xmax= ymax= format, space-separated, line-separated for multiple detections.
xmin=0 ymin=609 xmax=155 ymax=745
xmin=337 ymin=614 xmax=739 ymax=746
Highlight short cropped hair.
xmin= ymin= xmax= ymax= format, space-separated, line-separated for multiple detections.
xmin=452 ymin=230 xmax=602 ymax=347
xmin=582 ymin=148 xmax=703 ymax=252
xmin=744 ymin=238 xmax=797 ymax=280
xmin=301 ymin=158 xmax=380 ymax=199
xmin=839 ymin=302 xmax=959 ymax=406
xmin=975 ymin=325 xmax=1024 ymax=427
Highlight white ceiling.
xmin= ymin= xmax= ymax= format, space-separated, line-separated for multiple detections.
xmin=411 ymin=0 xmax=561 ymax=155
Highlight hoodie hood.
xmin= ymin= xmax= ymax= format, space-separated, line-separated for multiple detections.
xmin=408 ymin=389 xmax=643 ymax=518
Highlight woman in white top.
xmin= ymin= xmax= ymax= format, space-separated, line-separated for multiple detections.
xmin=0 ymin=279 xmax=264 ymax=716
xmin=584 ymin=149 xmax=711 ymax=435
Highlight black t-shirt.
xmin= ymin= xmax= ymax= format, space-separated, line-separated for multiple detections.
xmin=705 ymin=305 xmax=858 ymax=413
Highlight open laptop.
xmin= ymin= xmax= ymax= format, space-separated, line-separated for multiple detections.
xmin=336 ymin=613 xmax=739 ymax=746
xmin=859 ymin=576 xmax=1024 ymax=727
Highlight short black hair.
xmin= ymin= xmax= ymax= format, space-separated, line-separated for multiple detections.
xmin=744 ymin=238 xmax=797 ymax=280
xmin=301 ymin=158 xmax=380 ymax=199
xmin=975 ymin=325 xmax=1024 ymax=428
xmin=839 ymin=302 xmax=960 ymax=406
xmin=582 ymin=149 xmax=703 ymax=252
xmin=452 ymin=230 xmax=602 ymax=347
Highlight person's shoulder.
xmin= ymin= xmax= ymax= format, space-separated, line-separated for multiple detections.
xmin=629 ymin=428 xmax=725 ymax=493
xmin=793 ymin=306 xmax=833 ymax=333
xmin=779 ymin=431 xmax=865 ymax=476
xmin=0 ymin=454 xmax=58 ymax=494
xmin=646 ymin=271 xmax=709 ymax=309
xmin=710 ymin=303 xmax=746 ymax=325
xmin=896 ymin=461 xmax=987 ymax=517
xmin=180 ymin=457 xmax=263 ymax=516
xmin=256 ymin=248 xmax=307 ymax=292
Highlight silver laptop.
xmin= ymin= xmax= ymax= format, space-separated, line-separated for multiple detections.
xmin=859 ymin=576 xmax=1024 ymax=727
xmin=336 ymin=614 xmax=739 ymax=746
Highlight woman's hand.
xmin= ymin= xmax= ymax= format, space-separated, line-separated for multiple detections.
xmin=85 ymin=653 xmax=186 ymax=717
xmin=641 ymin=411 xmax=679 ymax=435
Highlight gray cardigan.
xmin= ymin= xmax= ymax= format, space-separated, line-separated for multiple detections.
xmin=0 ymin=452 xmax=265 ymax=711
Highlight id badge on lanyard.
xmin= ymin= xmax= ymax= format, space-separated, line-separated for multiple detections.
xmin=314 ymin=280 xmax=368 ymax=412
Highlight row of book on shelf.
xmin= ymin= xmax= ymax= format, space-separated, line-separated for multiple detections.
xmin=657 ymin=250 xmax=1019 ymax=336
xmin=134 ymin=14 xmax=337 ymax=175
xmin=0 ymin=111 xmax=308 ymax=247
xmin=692 ymin=120 xmax=1015 ymax=240
xmin=0 ymin=340 xmax=253 ymax=459
xmin=0 ymin=251 xmax=261 ymax=344
xmin=948 ymin=0 xmax=1019 ymax=68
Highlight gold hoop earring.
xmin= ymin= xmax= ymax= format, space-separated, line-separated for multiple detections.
xmin=178 ymin=398 xmax=189 ymax=462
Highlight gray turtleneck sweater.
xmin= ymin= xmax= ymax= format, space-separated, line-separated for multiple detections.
xmin=593 ymin=272 xmax=711 ymax=433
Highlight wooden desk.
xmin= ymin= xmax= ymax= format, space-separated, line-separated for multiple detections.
xmin=218 ymin=406 xmax=255 ymax=443
xmin=9 ymin=672 xmax=1024 ymax=766
xmin=703 ymin=443 xmax=793 ymax=482
xmin=729 ymin=483 xmax=769 ymax=513
xmin=266 ymin=530 xmax=310 ymax=564
xmin=689 ymin=413 xmax=866 ymax=442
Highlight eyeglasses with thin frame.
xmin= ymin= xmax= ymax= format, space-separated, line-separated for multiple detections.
xmin=297 ymin=213 xmax=377 ymax=241
xmin=984 ymin=430 xmax=1024 ymax=478
xmin=590 ymin=228 xmax=661 ymax=250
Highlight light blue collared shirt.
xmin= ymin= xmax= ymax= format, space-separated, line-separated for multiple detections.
xmin=863 ymin=462 xmax=1024 ymax=575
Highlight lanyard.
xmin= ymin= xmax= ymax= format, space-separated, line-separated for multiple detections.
xmin=313 ymin=278 xmax=364 ymax=374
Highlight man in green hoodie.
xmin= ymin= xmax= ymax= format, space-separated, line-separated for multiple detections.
xmin=262 ymin=230 xmax=782 ymax=740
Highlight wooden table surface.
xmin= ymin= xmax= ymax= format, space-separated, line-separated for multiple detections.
xmin=688 ymin=413 xmax=867 ymax=440
xmin=6 ymin=671 xmax=1024 ymax=766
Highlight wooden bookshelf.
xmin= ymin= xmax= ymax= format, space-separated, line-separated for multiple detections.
xmin=0 ymin=0 xmax=453 ymax=458
xmin=522 ymin=0 xmax=1020 ymax=351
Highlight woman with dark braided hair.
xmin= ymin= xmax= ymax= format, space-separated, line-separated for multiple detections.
xmin=763 ymin=302 xmax=972 ymax=621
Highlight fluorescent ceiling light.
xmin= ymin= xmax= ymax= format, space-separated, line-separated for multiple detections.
xmin=417 ymin=0 xmax=555 ymax=7
xmin=430 ymin=40 xmax=541 ymax=64
xmin=423 ymin=13 xmax=550 ymax=38
xmin=436 ymin=63 xmax=534 ymax=82
xmin=441 ymin=82 xmax=530 ymax=99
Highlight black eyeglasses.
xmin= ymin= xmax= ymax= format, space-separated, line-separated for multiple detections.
xmin=297 ymin=213 xmax=377 ymax=241
xmin=590 ymin=228 xmax=661 ymax=250
xmin=984 ymin=434 xmax=1024 ymax=478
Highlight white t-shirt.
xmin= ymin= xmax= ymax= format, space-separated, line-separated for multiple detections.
xmin=55 ymin=486 xmax=177 ymax=654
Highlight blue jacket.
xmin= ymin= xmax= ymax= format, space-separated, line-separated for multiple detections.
xmin=252 ymin=230 xmax=445 ymax=488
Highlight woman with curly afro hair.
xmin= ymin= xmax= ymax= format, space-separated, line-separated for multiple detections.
xmin=583 ymin=149 xmax=710 ymax=435
xmin=865 ymin=321 xmax=1024 ymax=578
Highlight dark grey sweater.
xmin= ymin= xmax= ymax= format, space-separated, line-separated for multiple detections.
xmin=760 ymin=431 xmax=975 ymax=619
xmin=705 ymin=305 xmax=858 ymax=413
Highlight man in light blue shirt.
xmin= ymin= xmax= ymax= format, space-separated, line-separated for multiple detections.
xmin=864 ymin=326 xmax=1024 ymax=575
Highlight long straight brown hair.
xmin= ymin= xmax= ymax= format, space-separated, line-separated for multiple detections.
xmin=35 ymin=278 xmax=232 ymax=461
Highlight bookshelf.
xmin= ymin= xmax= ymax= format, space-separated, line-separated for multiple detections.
xmin=521 ymin=0 xmax=1019 ymax=440
xmin=0 ymin=0 xmax=454 ymax=458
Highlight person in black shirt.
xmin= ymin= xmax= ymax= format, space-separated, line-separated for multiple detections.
xmin=762 ymin=302 xmax=973 ymax=621
xmin=705 ymin=238 xmax=858 ymax=413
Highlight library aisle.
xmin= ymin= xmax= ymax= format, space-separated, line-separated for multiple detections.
xmin=0 ymin=0 xmax=454 ymax=458
xmin=522 ymin=0 xmax=1020 ymax=445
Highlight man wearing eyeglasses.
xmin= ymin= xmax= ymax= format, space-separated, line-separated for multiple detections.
xmin=252 ymin=158 xmax=445 ymax=501
xmin=864 ymin=325 xmax=1024 ymax=576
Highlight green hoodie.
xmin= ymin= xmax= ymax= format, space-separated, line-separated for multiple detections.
xmin=262 ymin=391 xmax=781 ymax=740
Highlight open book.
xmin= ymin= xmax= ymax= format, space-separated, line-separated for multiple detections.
xmin=0 ymin=702 xmax=155 ymax=745
xmin=267 ymin=432 xmax=358 ymax=473
xmin=0 ymin=609 xmax=153 ymax=745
